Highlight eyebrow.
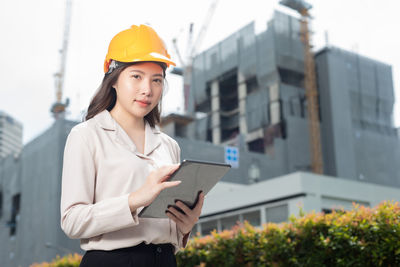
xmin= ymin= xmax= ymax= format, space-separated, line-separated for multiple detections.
xmin=129 ymin=70 xmax=163 ymax=77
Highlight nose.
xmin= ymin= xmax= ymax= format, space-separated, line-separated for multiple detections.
xmin=140 ymin=78 xmax=152 ymax=96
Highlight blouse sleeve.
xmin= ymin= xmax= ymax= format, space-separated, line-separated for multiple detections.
xmin=172 ymin=140 xmax=191 ymax=249
xmin=60 ymin=128 xmax=139 ymax=239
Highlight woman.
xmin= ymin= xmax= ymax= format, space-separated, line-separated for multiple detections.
xmin=60 ymin=24 xmax=204 ymax=267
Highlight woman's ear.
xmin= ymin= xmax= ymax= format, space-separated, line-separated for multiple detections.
xmin=112 ymin=84 xmax=118 ymax=93
xmin=112 ymin=77 xmax=118 ymax=91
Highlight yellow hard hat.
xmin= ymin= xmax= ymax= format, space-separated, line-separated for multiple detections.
xmin=104 ymin=24 xmax=176 ymax=73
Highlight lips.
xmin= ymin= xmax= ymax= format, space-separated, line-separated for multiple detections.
xmin=135 ymin=100 xmax=151 ymax=107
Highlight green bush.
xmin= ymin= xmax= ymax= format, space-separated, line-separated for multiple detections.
xmin=32 ymin=201 xmax=400 ymax=267
xmin=176 ymin=201 xmax=400 ymax=267
xmin=30 ymin=253 xmax=82 ymax=267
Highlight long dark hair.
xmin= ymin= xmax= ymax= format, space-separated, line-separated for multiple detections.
xmin=84 ymin=61 xmax=166 ymax=128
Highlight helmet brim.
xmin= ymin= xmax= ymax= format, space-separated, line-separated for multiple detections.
xmin=104 ymin=53 xmax=176 ymax=73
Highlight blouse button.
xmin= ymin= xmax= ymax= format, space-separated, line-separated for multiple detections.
xmin=157 ymin=246 xmax=162 ymax=253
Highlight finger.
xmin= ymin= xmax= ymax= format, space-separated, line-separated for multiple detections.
xmin=165 ymin=210 xmax=183 ymax=224
xmin=162 ymin=181 xmax=181 ymax=189
xmin=162 ymin=164 xmax=180 ymax=176
xmin=194 ymin=192 xmax=205 ymax=213
xmin=159 ymin=164 xmax=180 ymax=182
xmin=175 ymin=201 xmax=192 ymax=215
xmin=165 ymin=211 xmax=178 ymax=223
xmin=167 ymin=206 xmax=187 ymax=221
xmin=165 ymin=212 xmax=188 ymax=234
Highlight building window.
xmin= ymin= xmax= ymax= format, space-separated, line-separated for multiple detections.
xmin=248 ymin=138 xmax=265 ymax=153
xmin=246 ymin=77 xmax=259 ymax=95
xmin=300 ymin=96 xmax=306 ymax=118
xmin=221 ymin=215 xmax=240 ymax=231
xmin=322 ymin=208 xmax=345 ymax=215
xmin=206 ymin=129 xmax=212 ymax=143
xmin=266 ymin=204 xmax=288 ymax=223
xmin=278 ymin=68 xmax=304 ymax=88
xmin=174 ymin=124 xmax=186 ymax=138
xmin=6 ymin=116 xmax=15 ymax=124
xmin=195 ymin=85 xmax=211 ymax=113
xmin=242 ymin=210 xmax=261 ymax=227
xmin=8 ymin=194 xmax=20 ymax=236
xmin=201 ymin=220 xmax=218 ymax=236
xmin=219 ymin=71 xmax=239 ymax=143
xmin=322 ymin=208 xmax=333 ymax=214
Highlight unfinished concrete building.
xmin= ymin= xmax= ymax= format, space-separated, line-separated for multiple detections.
xmin=315 ymin=47 xmax=398 ymax=185
xmin=164 ymin=10 xmax=399 ymax=187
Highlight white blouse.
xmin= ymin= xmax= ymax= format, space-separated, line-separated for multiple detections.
xmin=60 ymin=109 xmax=186 ymax=253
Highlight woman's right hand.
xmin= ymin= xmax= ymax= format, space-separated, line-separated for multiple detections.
xmin=128 ymin=164 xmax=181 ymax=212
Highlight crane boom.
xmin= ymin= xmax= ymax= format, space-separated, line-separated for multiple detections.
xmin=170 ymin=0 xmax=219 ymax=114
xmin=190 ymin=0 xmax=219 ymax=58
xmin=51 ymin=0 xmax=72 ymax=119
xmin=172 ymin=38 xmax=185 ymax=67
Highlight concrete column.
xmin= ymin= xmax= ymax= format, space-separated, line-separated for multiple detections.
xmin=238 ymin=213 xmax=244 ymax=223
xmin=196 ymin=223 xmax=201 ymax=235
xmin=269 ymin=83 xmax=281 ymax=124
xmin=238 ymin=71 xmax=248 ymax=134
xmin=211 ymin=80 xmax=221 ymax=144
xmin=260 ymin=206 xmax=266 ymax=225
xmin=216 ymin=218 xmax=222 ymax=232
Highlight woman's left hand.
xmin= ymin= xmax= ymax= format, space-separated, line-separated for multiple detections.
xmin=166 ymin=192 xmax=205 ymax=235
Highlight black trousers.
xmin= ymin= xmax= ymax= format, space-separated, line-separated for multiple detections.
xmin=79 ymin=242 xmax=177 ymax=267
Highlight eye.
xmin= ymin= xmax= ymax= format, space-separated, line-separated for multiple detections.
xmin=131 ymin=74 xmax=141 ymax=79
xmin=153 ymin=78 xmax=163 ymax=84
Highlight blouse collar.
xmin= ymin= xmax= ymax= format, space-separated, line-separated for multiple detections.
xmin=94 ymin=109 xmax=161 ymax=156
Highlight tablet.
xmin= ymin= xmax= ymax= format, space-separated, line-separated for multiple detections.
xmin=138 ymin=159 xmax=231 ymax=218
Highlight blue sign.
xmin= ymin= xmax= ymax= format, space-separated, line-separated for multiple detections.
xmin=225 ymin=146 xmax=239 ymax=168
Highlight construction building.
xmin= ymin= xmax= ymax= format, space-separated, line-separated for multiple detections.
xmin=0 ymin=10 xmax=399 ymax=267
xmin=163 ymin=10 xmax=400 ymax=187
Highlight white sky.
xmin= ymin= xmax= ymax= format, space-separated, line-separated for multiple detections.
xmin=0 ymin=0 xmax=399 ymax=145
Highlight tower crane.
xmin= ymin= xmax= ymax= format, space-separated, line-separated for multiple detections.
xmin=280 ymin=0 xmax=324 ymax=174
xmin=50 ymin=0 xmax=72 ymax=120
xmin=171 ymin=0 xmax=219 ymax=115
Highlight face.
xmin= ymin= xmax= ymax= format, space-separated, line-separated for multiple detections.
xmin=113 ymin=62 xmax=164 ymax=120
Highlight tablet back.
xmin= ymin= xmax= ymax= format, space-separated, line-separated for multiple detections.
xmin=139 ymin=159 xmax=231 ymax=218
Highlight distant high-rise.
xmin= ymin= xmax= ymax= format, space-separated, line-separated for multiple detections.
xmin=0 ymin=111 xmax=23 ymax=159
